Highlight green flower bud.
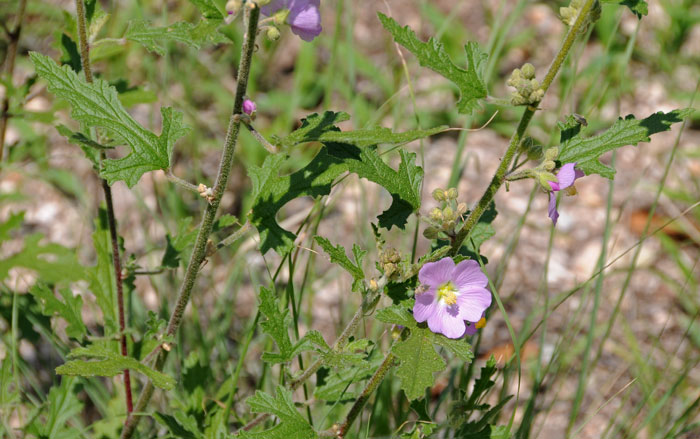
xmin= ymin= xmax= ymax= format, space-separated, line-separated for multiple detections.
xmin=432 ymin=188 xmax=446 ymax=202
xmin=537 ymin=172 xmax=558 ymax=191
xmin=442 ymin=206 xmax=456 ymax=222
xmin=520 ymin=137 xmax=543 ymax=161
xmin=266 ymin=26 xmax=281 ymax=41
xmin=429 ymin=207 xmax=443 ymax=222
xmin=521 ymin=63 xmax=535 ymax=79
xmin=423 ymin=226 xmax=439 ymax=239
xmin=443 ymin=220 xmax=456 ymax=232
xmin=544 ymin=147 xmax=559 ymax=161
xmin=445 ymin=187 xmax=458 ymax=200
xmin=226 ymin=0 xmax=243 ymax=15
xmin=542 ymin=160 xmax=556 ymax=172
xmin=272 ymin=9 xmax=290 ymax=26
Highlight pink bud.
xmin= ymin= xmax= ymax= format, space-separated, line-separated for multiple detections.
xmin=243 ymin=99 xmax=257 ymax=115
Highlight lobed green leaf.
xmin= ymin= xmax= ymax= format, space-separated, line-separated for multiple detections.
xmin=558 ymin=109 xmax=694 ymax=178
xmin=241 ymin=386 xmax=316 ymax=439
xmin=57 ymin=344 xmax=176 ymax=390
xmin=30 ymin=52 xmax=190 ymax=187
xmin=314 ymin=237 xmax=365 ymax=292
xmin=29 ymin=284 xmax=87 ymax=340
xmin=125 ymin=19 xmax=228 ymax=56
xmin=378 ymin=13 xmax=488 ymax=115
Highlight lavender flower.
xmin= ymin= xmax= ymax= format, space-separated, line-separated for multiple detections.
xmin=242 ymin=99 xmax=257 ymax=115
xmin=548 ymin=162 xmax=584 ymax=225
xmin=463 ymin=313 xmax=486 ymax=336
xmin=262 ymin=0 xmax=322 ymax=42
xmin=413 ymin=258 xmax=492 ymax=339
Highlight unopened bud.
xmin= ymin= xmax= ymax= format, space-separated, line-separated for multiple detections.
xmin=429 ymin=207 xmax=443 ymax=222
xmin=542 ymin=160 xmax=556 ymax=172
xmin=225 ymin=0 xmax=242 ymax=15
xmin=266 ymin=26 xmax=281 ymax=41
xmin=445 ymin=187 xmax=458 ymax=200
xmin=544 ymin=147 xmax=559 ymax=161
xmin=432 ymin=188 xmax=446 ymax=202
xmin=521 ymin=63 xmax=535 ymax=79
xmin=272 ymin=9 xmax=290 ymax=25
xmin=457 ymin=202 xmax=467 ymax=215
xmin=442 ymin=206 xmax=455 ymax=222
xmin=423 ymin=226 xmax=439 ymax=239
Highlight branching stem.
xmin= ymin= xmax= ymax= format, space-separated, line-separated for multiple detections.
xmin=120 ymin=6 xmax=261 ymax=438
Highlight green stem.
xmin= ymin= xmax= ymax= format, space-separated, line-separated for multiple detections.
xmin=74 ymin=0 xmax=133 ymax=415
xmin=0 ymin=0 xmax=28 ymax=161
xmin=120 ymin=6 xmax=261 ymax=439
xmin=450 ymin=0 xmax=597 ymax=256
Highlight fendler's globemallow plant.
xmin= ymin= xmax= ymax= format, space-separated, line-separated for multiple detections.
xmin=18 ymin=0 xmax=696 ymax=438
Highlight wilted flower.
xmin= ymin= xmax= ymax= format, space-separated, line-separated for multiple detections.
xmin=262 ymin=0 xmax=322 ymax=42
xmin=242 ymin=99 xmax=257 ymax=115
xmin=548 ymin=162 xmax=584 ymax=225
xmin=413 ymin=258 xmax=492 ymax=339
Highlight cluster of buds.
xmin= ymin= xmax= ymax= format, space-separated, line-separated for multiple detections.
xmin=378 ymin=247 xmax=402 ymax=280
xmin=507 ymin=63 xmax=544 ymax=106
xmin=423 ymin=187 xmax=467 ymax=239
xmin=505 ymin=146 xmax=560 ymax=191
xmin=560 ymin=0 xmax=601 ymax=30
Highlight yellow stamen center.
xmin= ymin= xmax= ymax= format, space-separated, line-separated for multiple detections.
xmin=437 ymin=281 xmax=458 ymax=306
xmin=475 ymin=317 xmax=487 ymax=329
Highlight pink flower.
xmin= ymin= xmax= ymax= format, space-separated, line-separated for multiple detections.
xmin=463 ymin=313 xmax=486 ymax=336
xmin=548 ymin=162 xmax=584 ymax=225
xmin=413 ymin=258 xmax=492 ymax=339
xmin=243 ymin=99 xmax=257 ymax=115
xmin=262 ymin=0 xmax=322 ymax=42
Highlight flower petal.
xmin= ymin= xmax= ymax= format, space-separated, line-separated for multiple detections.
xmin=456 ymin=288 xmax=491 ymax=322
xmin=555 ymin=163 xmax=578 ymax=189
xmin=418 ymin=257 xmax=455 ymax=288
xmin=427 ymin=306 xmax=466 ymax=339
xmin=261 ymin=0 xmax=288 ymax=16
xmin=413 ymin=290 xmax=437 ymax=323
xmin=288 ymin=0 xmax=321 ymax=41
xmin=463 ymin=322 xmax=478 ymax=336
xmin=453 ymin=259 xmax=488 ymax=290
xmin=548 ymin=192 xmax=559 ymax=225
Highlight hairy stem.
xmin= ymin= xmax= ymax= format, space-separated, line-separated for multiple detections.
xmin=450 ymin=0 xmax=596 ymax=255
xmin=0 ymin=0 xmax=28 ymax=161
xmin=74 ymin=0 xmax=133 ymax=414
xmin=120 ymin=6 xmax=261 ymax=438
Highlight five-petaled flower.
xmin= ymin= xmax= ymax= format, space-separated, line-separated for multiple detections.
xmin=262 ymin=0 xmax=322 ymax=42
xmin=548 ymin=162 xmax=584 ymax=225
xmin=413 ymin=258 xmax=492 ymax=339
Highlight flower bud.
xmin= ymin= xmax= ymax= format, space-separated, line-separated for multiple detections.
xmin=457 ymin=202 xmax=467 ymax=215
xmin=542 ymin=160 xmax=556 ymax=172
xmin=423 ymin=226 xmax=439 ymax=239
xmin=445 ymin=187 xmax=458 ymax=200
xmin=521 ymin=63 xmax=535 ymax=79
xmin=266 ymin=26 xmax=281 ymax=41
xmin=442 ymin=206 xmax=455 ymax=222
xmin=272 ymin=9 xmax=290 ymax=26
xmin=429 ymin=207 xmax=443 ymax=222
xmin=520 ymin=137 xmax=543 ymax=161
xmin=226 ymin=0 xmax=243 ymax=15
xmin=544 ymin=147 xmax=559 ymax=161
xmin=537 ymin=172 xmax=558 ymax=191
xmin=242 ymin=99 xmax=257 ymax=115
xmin=432 ymin=188 xmax=446 ymax=202
xmin=443 ymin=220 xmax=456 ymax=232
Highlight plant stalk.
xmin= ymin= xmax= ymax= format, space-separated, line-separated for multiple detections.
xmin=450 ymin=0 xmax=596 ymax=255
xmin=74 ymin=0 xmax=133 ymax=414
xmin=120 ymin=6 xmax=261 ymax=438
xmin=0 ymin=0 xmax=28 ymax=161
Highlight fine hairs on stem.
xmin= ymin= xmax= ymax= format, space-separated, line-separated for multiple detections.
xmin=329 ymin=1 xmax=598 ymax=436
xmin=0 ymin=0 xmax=28 ymax=161
xmin=73 ymin=0 xmax=133 ymax=415
xmin=119 ymin=5 xmax=261 ymax=438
